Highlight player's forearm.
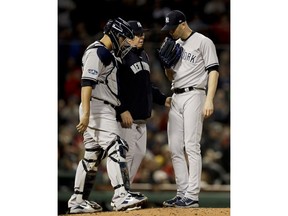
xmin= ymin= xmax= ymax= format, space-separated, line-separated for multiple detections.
xmin=165 ymin=68 xmax=174 ymax=81
xmin=81 ymin=86 xmax=92 ymax=116
xmin=206 ymin=70 xmax=219 ymax=101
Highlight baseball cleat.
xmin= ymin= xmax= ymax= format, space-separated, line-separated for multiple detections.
xmin=128 ymin=191 xmax=148 ymax=200
xmin=163 ymin=196 xmax=182 ymax=207
xmin=111 ymin=191 xmax=148 ymax=210
xmin=174 ymin=197 xmax=199 ymax=208
xmin=68 ymin=200 xmax=103 ymax=213
xmin=112 ymin=193 xmax=147 ymax=211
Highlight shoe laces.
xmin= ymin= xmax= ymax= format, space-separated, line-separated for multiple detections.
xmin=175 ymin=196 xmax=181 ymax=201
xmin=168 ymin=196 xmax=180 ymax=202
xmin=85 ymin=200 xmax=99 ymax=207
xmin=181 ymin=197 xmax=191 ymax=203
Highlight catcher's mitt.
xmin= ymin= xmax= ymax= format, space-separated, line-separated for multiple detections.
xmin=158 ymin=37 xmax=183 ymax=68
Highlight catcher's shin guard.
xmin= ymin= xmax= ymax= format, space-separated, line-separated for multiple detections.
xmin=106 ymin=136 xmax=130 ymax=194
xmin=73 ymin=147 xmax=105 ymax=202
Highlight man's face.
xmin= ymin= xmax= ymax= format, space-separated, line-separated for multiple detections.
xmin=128 ymin=32 xmax=145 ymax=49
xmin=169 ymin=23 xmax=183 ymax=40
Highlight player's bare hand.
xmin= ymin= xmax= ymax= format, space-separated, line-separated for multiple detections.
xmin=76 ymin=115 xmax=89 ymax=133
xmin=165 ymin=97 xmax=172 ymax=108
xmin=120 ymin=111 xmax=133 ymax=128
xmin=203 ymin=100 xmax=214 ymax=118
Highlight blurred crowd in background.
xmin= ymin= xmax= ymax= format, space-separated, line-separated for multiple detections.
xmin=58 ymin=0 xmax=230 ymax=191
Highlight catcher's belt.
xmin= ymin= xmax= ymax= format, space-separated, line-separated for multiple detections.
xmin=173 ymin=86 xmax=205 ymax=94
xmin=90 ymin=96 xmax=117 ymax=109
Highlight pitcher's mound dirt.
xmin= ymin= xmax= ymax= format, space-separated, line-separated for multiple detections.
xmin=60 ymin=207 xmax=230 ymax=216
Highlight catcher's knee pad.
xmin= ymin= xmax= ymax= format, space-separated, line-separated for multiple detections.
xmin=74 ymin=147 xmax=105 ymax=200
xmin=106 ymin=136 xmax=130 ymax=191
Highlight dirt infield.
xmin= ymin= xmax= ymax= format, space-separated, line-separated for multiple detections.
xmin=60 ymin=207 xmax=230 ymax=216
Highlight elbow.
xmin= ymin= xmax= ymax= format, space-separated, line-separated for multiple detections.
xmin=209 ymin=70 xmax=219 ymax=79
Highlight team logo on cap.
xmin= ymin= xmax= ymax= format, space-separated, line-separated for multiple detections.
xmin=165 ymin=17 xmax=170 ymax=24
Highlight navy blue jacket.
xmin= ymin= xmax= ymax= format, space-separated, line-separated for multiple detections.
xmin=116 ymin=47 xmax=167 ymax=121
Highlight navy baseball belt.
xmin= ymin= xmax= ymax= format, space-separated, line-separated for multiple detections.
xmin=90 ymin=96 xmax=117 ymax=109
xmin=173 ymin=86 xmax=205 ymax=94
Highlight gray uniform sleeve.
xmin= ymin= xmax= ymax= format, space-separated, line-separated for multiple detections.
xmin=82 ymin=49 xmax=104 ymax=82
xmin=201 ymin=37 xmax=219 ymax=71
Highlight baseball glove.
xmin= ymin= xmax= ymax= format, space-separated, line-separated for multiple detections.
xmin=158 ymin=37 xmax=183 ymax=68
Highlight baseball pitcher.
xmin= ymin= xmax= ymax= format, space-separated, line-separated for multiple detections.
xmin=159 ymin=10 xmax=219 ymax=208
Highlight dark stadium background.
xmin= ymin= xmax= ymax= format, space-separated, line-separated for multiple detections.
xmin=58 ymin=0 xmax=230 ymax=214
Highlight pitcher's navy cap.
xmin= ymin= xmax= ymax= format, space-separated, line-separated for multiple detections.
xmin=161 ymin=10 xmax=186 ymax=31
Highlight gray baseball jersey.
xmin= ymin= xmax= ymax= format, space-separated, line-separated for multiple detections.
xmin=172 ymin=32 xmax=219 ymax=89
xmin=80 ymin=41 xmax=120 ymax=136
xmin=82 ymin=41 xmax=120 ymax=107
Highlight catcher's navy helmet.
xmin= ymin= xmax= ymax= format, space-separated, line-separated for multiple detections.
xmin=104 ymin=17 xmax=134 ymax=58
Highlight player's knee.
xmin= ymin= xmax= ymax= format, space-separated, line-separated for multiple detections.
xmin=107 ymin=136 xmax=129 ymax=163
xmin=82 ymin=147 xmax=106 ymax=172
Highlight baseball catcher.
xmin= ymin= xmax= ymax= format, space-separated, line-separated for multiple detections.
xmin=158 ymin=37 xmax=183 ymax=68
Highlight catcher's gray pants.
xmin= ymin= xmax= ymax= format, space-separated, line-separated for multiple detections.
xmin=71 ymin=100 xmax=130 ymax=205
